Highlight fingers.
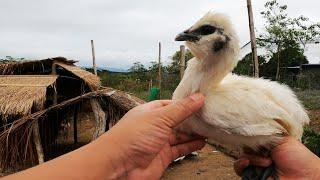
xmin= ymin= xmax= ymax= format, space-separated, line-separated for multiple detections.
xmin=169 ymin=132 xmax=204 ymax=146
xmin=158 ymin=93 xmax=205 ymax=127
xmin=171 ymin=139 xmax=205 ymax=161
xmin=233 ymin=155 xmax=272 ymax=176
xmin=234 ymin=158 xmax=250 ymax=176
xmin=241 ymin=154 xmax=272 ymax=167
xmin=133 ymin=100 xmax=172 ymax=111
xmin=146 ymin=100 xmax=172 ymax=108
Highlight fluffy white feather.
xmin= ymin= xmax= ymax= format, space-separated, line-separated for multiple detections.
xmin=173 ymin=12 xmax=309 ymax=151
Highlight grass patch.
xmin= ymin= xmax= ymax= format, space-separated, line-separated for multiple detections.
xmin=295 ymin=90 xmax=320 ymax=110
xmin=302 ymin=127 xmax=320 ymax=157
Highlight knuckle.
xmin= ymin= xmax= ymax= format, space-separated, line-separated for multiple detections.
xmin=175 ymin=101 xmax=190 ymax=113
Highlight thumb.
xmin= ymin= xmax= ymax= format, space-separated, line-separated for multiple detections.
xmin=159 ymin=93 xmax=205 ymax=127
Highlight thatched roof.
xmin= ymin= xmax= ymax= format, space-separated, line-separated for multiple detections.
xmin=0 ymin=57 xmax=76 ymax=75
xmin=0 ymin=57 xmax=100 ymax=91
xmin=0 ymin=57 xmax=105 ymax=172
xmin=0 ymin=75 xmax=57 ymax=121
xmin=55 ymin=62 xmax=100 ymax=90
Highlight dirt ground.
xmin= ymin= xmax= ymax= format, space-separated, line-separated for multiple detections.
xmin=163 ymin=145 xmax=238 ymax=180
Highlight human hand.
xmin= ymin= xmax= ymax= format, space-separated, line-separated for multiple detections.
xmin=100 ymin=93 xmax=206 ymax=179
xmin=234 ymin=137 xmax=320 ymax=179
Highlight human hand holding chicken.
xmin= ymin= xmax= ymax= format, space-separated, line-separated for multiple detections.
xmin=234 ymin=137 xmax=320 ymax=179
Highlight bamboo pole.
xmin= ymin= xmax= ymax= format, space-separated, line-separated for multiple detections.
xmin=73 ymin=104 xmax=79 ymax=144
xmin=246 ymin=0 xmax=259 ymax=77
xmin=91 ymin=99 xmax=106 ymax=140
xmin=51 ymin=62 xmax=58 ymax=153
xmin=179 ymin=45 xmax=186 ymax=80
xmin=91 ymin=40 xmax=97 ymax=75
xmin=51 ymin=63 xmax=58 ymax=105
xmin=158 ymin=42 xmax=162 ymax=99
xmin=32 ymin=122 xmax=44 ymax=164
xmin=149 ymin=79 xmax=153 ymax=91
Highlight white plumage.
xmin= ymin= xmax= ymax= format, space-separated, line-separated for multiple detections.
xmin=173 ymin=11 xmax=309 ymax=152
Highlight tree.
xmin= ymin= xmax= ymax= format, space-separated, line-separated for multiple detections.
xmin=130 ymin=62 xmax=146 ymax=73
xmin=0 ymin=56 xmax=25 ymax=64
xmin=260 ymin=41 xmax=308 ymax=80
xmin=168 ymin=49 xmax=194 ymax=73
xmin=129 ymin=62 xmax=147 ymax=81
xmin=234 ymin=53 xmax=266 ymax=76
xmin=259 ymin=0 xmax=320 ymax=80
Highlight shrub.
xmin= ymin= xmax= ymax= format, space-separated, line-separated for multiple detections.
xmin=302 ymin=127 xmax=320 ymax=157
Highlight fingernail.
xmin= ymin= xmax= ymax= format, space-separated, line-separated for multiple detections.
xmin=190 ymin=93 xmax=204 ymax=101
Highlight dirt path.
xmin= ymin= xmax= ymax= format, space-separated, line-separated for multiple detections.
xmin=163 ymin=144 xmax=239 ymax=180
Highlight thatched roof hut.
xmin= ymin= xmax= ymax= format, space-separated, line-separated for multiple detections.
xmin=0 ymin=75 xmax=57 ymax=121
xmin=0 ymin=57 xmax=143 ymax=172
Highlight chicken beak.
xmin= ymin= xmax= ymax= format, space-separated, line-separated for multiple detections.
xmin=175 ymin=30 xmax=199 ymax=42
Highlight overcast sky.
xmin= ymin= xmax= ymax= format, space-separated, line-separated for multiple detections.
xmin=0 ymin=0 xmax=319 ymax=69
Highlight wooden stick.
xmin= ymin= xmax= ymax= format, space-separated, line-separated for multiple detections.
xmin=179 ymin=45 xmax=186 ymax=80
xmin=73 ymin=104 xmax=79 ymax=144
xmin=91 ymin=40 xmax=97 ymax=75
xmin=246 ymin=0 xmax=259 ymax=77
xmin=51 ymin=62 xmax=57 ymax=75
xmin=91 ymin=99 xmax=106 ymax=140
xmin=32 ymin=121 xmax=44 ymax=164
xmin=51 ymin=62 xmax=58 ymax=105
xmin=158 ymin=42 xmax=162 ymax=99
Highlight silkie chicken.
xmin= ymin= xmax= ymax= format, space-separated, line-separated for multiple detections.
xmin=173 ymin=11 xmax=309 ymax=180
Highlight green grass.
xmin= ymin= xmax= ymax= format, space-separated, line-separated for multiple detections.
xmin=296 ymin=90 xmax=320 ymax=110
xmin=302 ymin=127 xmax=320 ymax=157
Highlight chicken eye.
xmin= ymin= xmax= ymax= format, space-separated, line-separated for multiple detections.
xmin=197 ymin=25 xmax=216 ymax=35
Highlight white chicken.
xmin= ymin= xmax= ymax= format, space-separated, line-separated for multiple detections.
xmin=173 ymin=11 xmax=309 ymax=179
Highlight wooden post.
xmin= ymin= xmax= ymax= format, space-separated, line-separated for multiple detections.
xmin=32 ymin=122 xmax=44 ymax=164
xmin=91 ymin=99 xmax=106 ymax=140
xmin=149 ymin=79 xmax=153 ymax=91
xmin=180 ymin=45 xmax=186 ymax=80
xmin=91 ymin=40 xmax=97 ymax=75
xmin=158 ymin=42 xmax=162 ymax=99
xmin=246 ymin=0 xmax=259 ymax=77
xmin=276 ymin=45 xmax=281 ymax=81
xmin=73 ymin=104 xmax=79 ymax=144
xmin=51 ymin=63 xmax=58 ymax=105
xmin=51 ymin=62 xmax=58 ymax=153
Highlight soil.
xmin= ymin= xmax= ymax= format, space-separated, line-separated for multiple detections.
xmin=163 ymin=144 xmax=239 ymax=180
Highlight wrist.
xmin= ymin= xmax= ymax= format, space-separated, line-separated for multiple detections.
xmin=93 ymin=132 xmax=129 ymax=179
xmin=312 ymin=159 xmax=320 ymax=180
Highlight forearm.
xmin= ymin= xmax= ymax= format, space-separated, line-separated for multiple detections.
xmin=309 ymin=155 xmax=320 ymax=180
xmin=3 ymin=133 xmax=126 ymax=180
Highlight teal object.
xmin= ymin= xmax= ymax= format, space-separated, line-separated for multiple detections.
xmin=149 ymin=87 xmax=160 ymax=101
